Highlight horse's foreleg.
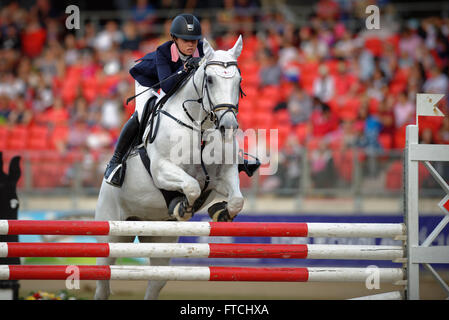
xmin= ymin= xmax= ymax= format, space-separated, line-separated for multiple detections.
xmin=222 ymin=164 xmax=244 ymax=216
xmin=139 ymin=236 xmax=179 ymax=300
xmin=209 ymin=165 xmax=244 ymax=221
xmin=152 ymin=160 xmax=201 ymax=220
xmin=94 ymin=235 xmax=134 ymax=300
xmin=94 ymin=257 xmax=116 ymax=300
xmin=152 ymin=160 xmax=201 ymax=205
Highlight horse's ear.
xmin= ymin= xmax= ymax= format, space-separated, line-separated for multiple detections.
xmin=202 ymin=38 xmax=214 ymax=60
xmin=228 ymin=34 xmax=243 ymax=59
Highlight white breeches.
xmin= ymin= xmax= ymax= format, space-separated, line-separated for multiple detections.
xmin=135 ymin=80 xmax=165 ymax=123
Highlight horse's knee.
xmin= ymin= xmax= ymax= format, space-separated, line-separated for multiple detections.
xmin=228 ymin=196 xmax=244 ymax=216
xmin=182 ymin=181 xmax=201 ymax=205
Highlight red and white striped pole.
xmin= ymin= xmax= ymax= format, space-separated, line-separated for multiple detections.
xmin=0 ymin=242 xmax=404 ymax=260
xmin=0 ymin=220 xmax=405 ymax=238
xmin=0 ymin=265 xmax=404 ymax=283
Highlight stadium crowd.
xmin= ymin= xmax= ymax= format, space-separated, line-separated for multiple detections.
xmin=0 ymin=0 xmax=448 ymax=189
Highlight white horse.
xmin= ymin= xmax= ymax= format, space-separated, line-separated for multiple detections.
xmin=94 ymin=36 xmax=245 ymax=300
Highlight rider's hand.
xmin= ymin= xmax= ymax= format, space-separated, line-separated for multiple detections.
xmin=184 ymin=57 xmax=201 ymax=71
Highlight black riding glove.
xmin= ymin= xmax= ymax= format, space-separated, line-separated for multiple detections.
xmin=184 ymin=57 xmax=201 ymax=71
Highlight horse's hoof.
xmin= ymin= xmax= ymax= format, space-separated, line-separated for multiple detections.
xmin=168 ymin=196 xmax=193 ymax=221
xmin=208 ymin=201 xmax=233 ymax=222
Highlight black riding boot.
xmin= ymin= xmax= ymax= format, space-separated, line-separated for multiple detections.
xmin=104 ymin=113 xmax=140 ymax=187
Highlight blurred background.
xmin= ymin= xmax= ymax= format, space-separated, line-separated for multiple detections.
xmin=0 ymin=0 xmax=448 ymax=299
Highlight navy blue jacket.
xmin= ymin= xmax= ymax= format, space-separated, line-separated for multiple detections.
xmin=130 ymin=40 xmax=204 ymax=93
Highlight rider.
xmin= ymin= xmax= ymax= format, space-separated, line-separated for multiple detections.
xmin=104 ymin=13 xmax=260 ymax=187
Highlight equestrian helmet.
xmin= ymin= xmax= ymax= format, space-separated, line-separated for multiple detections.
xmin=170 ymin=14 xmax=202 ymax=41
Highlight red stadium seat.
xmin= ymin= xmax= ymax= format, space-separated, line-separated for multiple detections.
xmin=0 ymin=126 xmax=8 ymax=150
xmin=394 ymin=125 xmax=407 ymax=149
xmin=51 ymin=125 xmax=69 ymax=149
xmin=276 ymin=125 xmax=293 ymax=148
xmin=255 ymin=98 xmax=276 ymax=112
xmin=294 ymin=124 xmax=309 ymax=144
xmin=364 ymin=37 xmax=383 ymax=57
xmin=237 ymin=113 xmax=254 ymax=130
xmin=254 ymin=111 xmax=274 ymax=129
xmin=241 ymin=85 xmax=258 ymax=100
xmin=280 ymin=81 xmax=294 ymax=100
xmin=260 ymin=85 xmax=280 ymax=104
xmin=379 ymin=133 xmax=393 ymax=150
xmin=242 ymin=72 xmax=260 ymax=87
xmin=28 ymin=125 xmax=50 ymax=150
xmin=385 ymin=160 xmax=403 ymax=190
xmin=274 ymin=109 xmax=291 ymax=127
xmin=7 ymin=125 xmax=28 ymax=150
xmin=238 ymin=97 xmax=255 ymax=114
xmin=240 ymin=61 xmax=260 ymax=77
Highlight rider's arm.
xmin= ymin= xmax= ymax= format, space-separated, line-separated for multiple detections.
xmin=155 ymin=49 xmax=185 ymax=93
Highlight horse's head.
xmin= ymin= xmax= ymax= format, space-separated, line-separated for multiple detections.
xmin=200 ymin=35 xmax=243 ymax=139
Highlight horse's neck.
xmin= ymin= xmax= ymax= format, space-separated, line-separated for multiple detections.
xmin=163 ymin=66 xmax=206 ymax=125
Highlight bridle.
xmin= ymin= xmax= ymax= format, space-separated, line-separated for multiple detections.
xmin=158 ymin=59 xmax=244 ymax=134
xmin=202 ymin=60 xmax=242 ymax=128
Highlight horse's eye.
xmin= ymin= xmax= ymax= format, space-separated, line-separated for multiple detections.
xmin=207 ymin=76 xmax=213 ymax=84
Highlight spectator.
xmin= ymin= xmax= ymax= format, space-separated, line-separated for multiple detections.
xmin=63 ymin=119 xmax=90 ymax=152
xmin=43 ymin=97 xmax=69 ymax=127
xmin=0 ymin=95 xmax=12 ymax=125
xmin=423 ymin=66 xmax=449 ymax=94
xmin=132 ymin=0 xmax=156 ymax=24
xmin=310 ymin=100 xmax=339 ymax=138
xmin=356 ymin=104 xmax=383 ymax=153
xmin=1 ymin=23 xmax=21 ymax=50
xmin=393 ymin=91 xmax=415 ymax=128
xmin=86 ymin=125 xmax=113 ymax=151
xmin=313 ymin=65 xmax=334 ymax=103
xmin=93 ymin=20 xmax=124 ymax=52
xmin=63 ymin=34 xmax=79 ymax=66
xmin=357 ymin=46 xmax=375 ymax=81
xmin=78 ymin=21 xmax=97 ymax=49
xmin=436 ymin=117 xmax=449 ymax=144
xmin=399 ymin=25 xmax=423 ymax=61
xmin=100 ymin=90 xmax=122 ymax=130
xmin=315 ymin=0 xmax=340 ymax=21
xmin=8 ymin=95 xmax=32 ymax=126
xmin=310 ymin=140 xmax=334 ymax=188
xmin=420 ymin=127 xmax=435 ymax=144
xmin=21 ymin=13 xmax=46 ymax=58
xmin=0 ymin=72 xmax=25 ymax=99
xmin=286 ymin=84 xmax=312 ymax=125
xmin=35 ymin=47 xmax=59 ymax=83
xmin=258 ymin=47 xmax=281 ymax=87
xmin=301 ymin=28 xmax=329 ymax=60
xmin=377 ymin=98 xmax=396 ymax=142
xmin=121 ymin=21 xmax=142 ymax=51
xmin=334 ymin=28 xmax=356 ymax=59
